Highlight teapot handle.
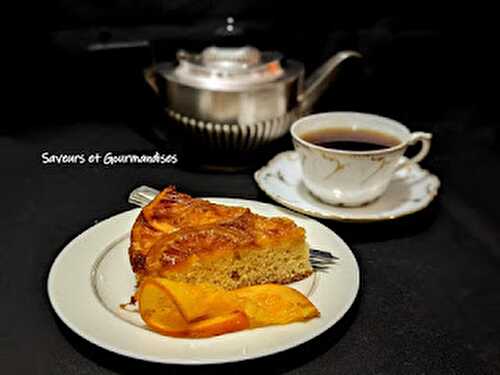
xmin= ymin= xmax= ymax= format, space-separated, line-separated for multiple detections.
xmin=299 ymin=50 xmax=362 ymax=113
xmin=144 ymin=66 xmax=160 ymax=94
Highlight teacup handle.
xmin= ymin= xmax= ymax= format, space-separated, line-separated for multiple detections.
xmin=396 ymin=132 xmax=432 ymax=172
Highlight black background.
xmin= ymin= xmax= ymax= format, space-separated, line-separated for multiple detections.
xmin=2 ymin=2 xmax=500 ymax=374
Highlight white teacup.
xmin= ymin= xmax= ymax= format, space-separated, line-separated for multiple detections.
xmin=291 ymin=112 xmax=432 ymax=207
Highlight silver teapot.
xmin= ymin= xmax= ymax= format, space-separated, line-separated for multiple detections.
xmin=145 ymin=46 xmax=361 ymax=151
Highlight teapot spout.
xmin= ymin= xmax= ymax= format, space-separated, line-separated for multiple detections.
xmin=299 ymin=50 xmax=362 ymax=113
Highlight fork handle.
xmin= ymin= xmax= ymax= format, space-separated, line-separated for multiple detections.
xmin=128 ymin=185 xmax=160 ymax=207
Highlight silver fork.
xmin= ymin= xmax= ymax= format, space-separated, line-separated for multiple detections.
xmin=128 ymin=186 xmax=338 ymax=270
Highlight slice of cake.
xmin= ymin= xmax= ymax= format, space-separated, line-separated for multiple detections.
xmin=129 ymin=186 xmax=313 ymax=290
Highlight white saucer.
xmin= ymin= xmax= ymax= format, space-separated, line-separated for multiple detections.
xmin=254 ymin=151 xmax=440 ymax=222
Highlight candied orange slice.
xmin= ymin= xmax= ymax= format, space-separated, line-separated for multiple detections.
xmin=138 ymin=278 xmax=248 ymax=338
xmin=188 ymin=311 xmax=249 ymax=338
xmin=232 ymin=284 xmax=320 ymax=328
xmin=137 ymin=278 xmax=319 ymax=338
xmin=149 ymin=279 xmax=240 ymax=322
xmin=138 ymin=279 xmax=189 ymax=337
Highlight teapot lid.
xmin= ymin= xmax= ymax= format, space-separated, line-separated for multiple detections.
xmin=172 ymin=46 xmax=286 ymax=90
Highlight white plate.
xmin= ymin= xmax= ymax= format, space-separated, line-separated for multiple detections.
xmin=255 ymin=151 xmax=440 ymax=222
xmin=47 ymin=198 xmax=359 ymax=365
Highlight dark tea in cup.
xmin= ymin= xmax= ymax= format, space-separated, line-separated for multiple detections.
xmin=301 ymin=128 xmax=401 ymax=152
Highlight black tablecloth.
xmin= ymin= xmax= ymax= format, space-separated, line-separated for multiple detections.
xmin=2 ymin=104 xmax=500 ymax=374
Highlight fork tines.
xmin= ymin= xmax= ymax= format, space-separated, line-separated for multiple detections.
xmin=310 ymin=248 xmax=339 ymax=260
xmin=310 ymin=248 xmax=338 ymax=271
